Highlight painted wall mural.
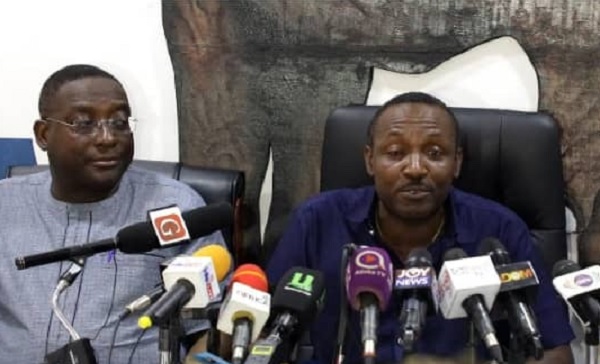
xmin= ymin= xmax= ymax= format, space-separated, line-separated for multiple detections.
xmin=162 ymin=0 xmax=600 ymax=263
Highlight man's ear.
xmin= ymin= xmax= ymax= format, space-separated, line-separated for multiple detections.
xmin=454 ymin=146 xmax=463 ymax=179
xmin=364 ymin=145 xmax=374 ymax=177
xmin=33 ymin=119 xmax=49 ymax=151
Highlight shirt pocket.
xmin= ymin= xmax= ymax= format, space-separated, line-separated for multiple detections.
xmin=115 ymin=253 xmax=165 ymax=291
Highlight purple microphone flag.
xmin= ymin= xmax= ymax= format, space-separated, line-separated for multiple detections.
xmin=345 ymin=246 xmax=394 ymax=311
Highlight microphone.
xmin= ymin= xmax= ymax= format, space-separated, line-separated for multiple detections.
xmin=395 ymin=248 xmax=438 ymax=351
xmin=191 ymin=244 xmax=233 ymax=283
xmin=345 ymin=246 xmax=393 ymax=362
xmin=244 ymin=267 xmax=325 ymax=364
xmin=217 ymin=264 xmax=271 ymax=364
xmin=438 ymin=247 xmax=504 ymax=363
xmin=119 ymin=244 xmax=231 ymax=321
xmin=552 ymin=260 xmax=600 ymax=328
xmin=478 ymin=237 xmax=543 ymax=360
xmin=15 ymin=202 xmax=233 ymax=270
xmin=138 ymin=244 xmax=232 ymax=329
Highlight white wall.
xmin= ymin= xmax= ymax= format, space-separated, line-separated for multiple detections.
xmin=0 ymin=0 xmax=179 ymax=164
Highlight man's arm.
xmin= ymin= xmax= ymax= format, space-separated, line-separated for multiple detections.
xmin=525 ymin=345 xmax=574 ymax=364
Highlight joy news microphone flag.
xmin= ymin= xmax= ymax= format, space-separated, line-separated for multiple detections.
xmin=15 ymin=202 xmax=233 ymax=270
xmin=395 ymin=248 xmax=438 ymax=351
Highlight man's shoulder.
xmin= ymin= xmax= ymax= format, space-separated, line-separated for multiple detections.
xmin=125 ymin=166 xmax=199 ymax=196
xmin=121 ymin=167 xmax=206 ymax=211
xmin=297 ymin=186 xmax=373 ymax=216
xmin=452 ymin=188 xmax=524 ymax=224
xmin=0 ymin=170 xmax=49 ymax=191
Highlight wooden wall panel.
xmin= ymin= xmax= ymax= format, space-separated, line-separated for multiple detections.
xmin=163 ymin=0 xmax=600 ymax=261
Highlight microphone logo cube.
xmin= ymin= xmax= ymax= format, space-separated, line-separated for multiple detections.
xmin=250 ymin=344 xmax=275 ymax=356
xmin=438 ymin=256 xmax=501 ymax=319
xmin=217 ymin=282 xmax=271 ymax=341
xmin=346 ymin=247 xmax=394 ymax=311
xmin=496 ymin=261 xmax=539 ymax=293
xmin=286 ymin=272 xmax=315 ymax=295
xmin=162 ymin=256 xmax=221 ymax=309
xmin=395 ymin=267 xmax=434 ymax=288
xmin=553 ymin=265 xmax=600 ymax=299
xmin=355 ymin=249 xmax=389 ymax=270
xmin=149 ymin=206 xmax=191 ymax=246
xmin=395 ymin=267 xmax=439 ymax=312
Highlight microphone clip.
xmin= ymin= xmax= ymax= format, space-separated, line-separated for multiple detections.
xmin=56 ymin=257 xmax=86 ymax=294
xmin=44 ymin=338 xmax=97 ymax=364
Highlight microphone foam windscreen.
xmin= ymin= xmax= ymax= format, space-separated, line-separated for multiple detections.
xmin=442 ymin=247 xmax=468 ymax=262
xmin=478 ymin=237 xmax=511 ymax=265
xmin=272 ymin=267 xmax=325 ymax=322
xmin=116 ymin=220 xmax=159 ymax=253
xmin=184 ymin=202 xmax=233 ymax=240
xmin=192 ymin=244 xmax=232 ymax=282
xmin=116 ymin=203 xmax=233 ymax=254
xmin=345 ymin=246 xmax=394 ymax=311
xmin=405 ymin=248 xmax=433 ymax=268
xmin=231 ymin=264 xmax=269 ymax=292
xmin=553 ymin=259 xmax=581 ymax=278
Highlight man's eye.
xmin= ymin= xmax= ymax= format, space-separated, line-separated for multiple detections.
xmin=428 ymin=148 xmax=442 ymax=158
xmin=110 ymin=119 xmax=129 ymax=129
xmin=73 ymin=120 xmax=96 ymax=128
xmin=385 ymin=149 xmax=403 ymax=158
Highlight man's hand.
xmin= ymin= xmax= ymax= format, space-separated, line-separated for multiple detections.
xmin=525 ymin=345 xmax=574 ymax=364
xmin=403 ymin=349 xmax=484 ymax=364
xmin=184 ymin=333 xmax=209 ymax=364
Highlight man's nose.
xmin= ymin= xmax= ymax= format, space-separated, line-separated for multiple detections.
xmin=403 ymin=153 xmax=427 ymax=178
xmin=95 ymin=121 xmax=117 ymax=143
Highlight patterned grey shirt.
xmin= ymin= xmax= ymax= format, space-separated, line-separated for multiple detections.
xmin=0 ymin=166 xmax=225 ymax=364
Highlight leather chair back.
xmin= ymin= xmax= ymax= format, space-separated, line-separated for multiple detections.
xmin=7 ymin=160 xmax=248 ymax=264
xmin=321 ymin=106 xmax=566 ymax=269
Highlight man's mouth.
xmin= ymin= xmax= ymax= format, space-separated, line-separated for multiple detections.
xmin=398 ymin=185 xmax=432 ymax=198
xmin=90 ymin=158 xmax=120 ymax=167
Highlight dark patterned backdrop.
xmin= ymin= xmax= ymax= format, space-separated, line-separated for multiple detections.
xmin=162 ymin=0 xmax=600 ymax=263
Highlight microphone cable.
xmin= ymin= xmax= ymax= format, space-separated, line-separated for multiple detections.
xmin=51 ymin=259 xmax=86 ymax=340
xmin=127 ymin=329 xmax=147 ymax=364
xmin=44 ymin=214 xmax=72 ymax=358
xmin=107 ymin=318 xmax=122 ymax=364
xmin=66 ymin=212 xmax=93 ymax=340
xmin=334 ymin=243 xmax=356 ymax=364
xmin=90 ymin=252 xmax=119 ymax=341
xmin=108 ymin=256 xmax=166 ymax=364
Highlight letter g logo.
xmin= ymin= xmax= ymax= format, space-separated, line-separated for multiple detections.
xmin=149 ymin=206 xmax=191 ymax=246
xmin=156 ymin=214 xmax=187 ymax=240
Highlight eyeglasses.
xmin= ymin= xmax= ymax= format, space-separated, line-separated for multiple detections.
xmin=43 ymin=116 xmax=136 ymax=136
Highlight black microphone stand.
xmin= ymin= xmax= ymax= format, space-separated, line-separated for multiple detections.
xmin=584 ymin=323 xmax=599 ymax=364
xmin=575 ymin=296 xmax=600 ymax=364
xmin=333 ymin=244 xmax=355 ymax=364
xmin=158 ymin=304 xmax=221 ymax=364
xmin=159 ymin=313 xmax=183 ymax=364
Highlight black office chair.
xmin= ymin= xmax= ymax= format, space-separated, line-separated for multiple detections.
xmin=320 ymin=106 xmax=567 ymax=270
xmin=6 ymin=160 xmax=254 ymax=265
